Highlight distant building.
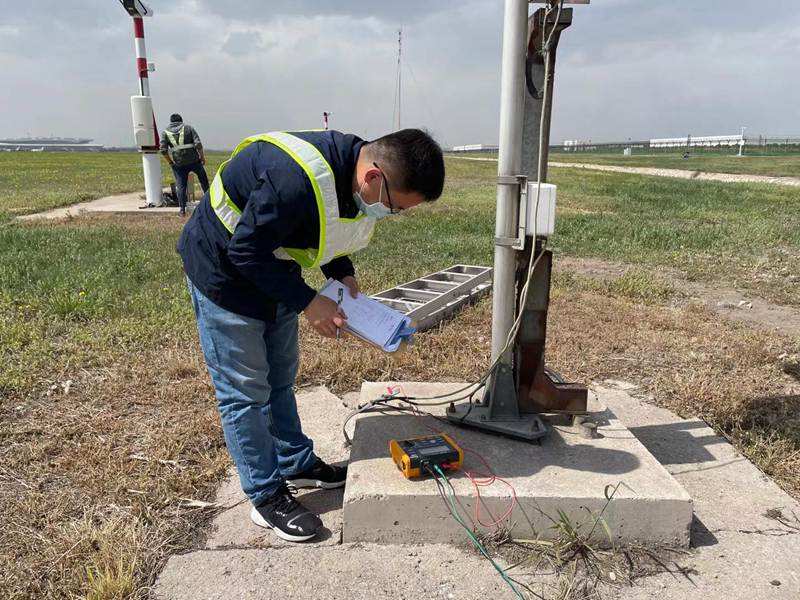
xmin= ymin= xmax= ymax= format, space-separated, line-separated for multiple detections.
xmin=562 ymin=139 xmax=595 ymax=151
xmin=0 ymin=137 xmax=105 ymax=152
xmin=450 ymin=144 xmax=499 ymax=153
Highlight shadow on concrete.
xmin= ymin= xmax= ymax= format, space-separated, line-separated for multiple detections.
xmin=691 ymin=514 xmax=719 ymax=548
xmin=628 ymin=420 xmax=721 ymax=466
xmin=292 ymin=524 xmax=334 ymax=544
xmin=297 ymin=488 xmax=344 ymax=518
xmin=351 ymin=413 xmax=642 ymax=478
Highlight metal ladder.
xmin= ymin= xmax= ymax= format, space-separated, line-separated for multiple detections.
xmin=370 ymin=265 xmax=492 ymax=332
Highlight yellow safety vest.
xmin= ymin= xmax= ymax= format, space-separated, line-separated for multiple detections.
xmin=165 ymin=126 xmax=195 ymax=154
xmin=209 ymin=132 xmax=376 ymax=269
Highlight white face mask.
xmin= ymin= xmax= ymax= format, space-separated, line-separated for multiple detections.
xmin=353 ymin=180 xmax=393 ymax=220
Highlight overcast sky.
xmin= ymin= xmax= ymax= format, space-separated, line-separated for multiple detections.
xmin=1 ymin=1 xmax=798 ymax=149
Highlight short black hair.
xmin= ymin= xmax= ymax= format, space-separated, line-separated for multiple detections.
xmin=170 ymin=113 xmax=183 ymax=123
xmin=366 ymin=129 xmax=445 ymax=201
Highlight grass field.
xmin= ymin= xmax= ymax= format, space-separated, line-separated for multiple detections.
xmin=1 ymin=154 xmax=799 ymax=598
xmin=451 ymin=151 xmax=800 ymax=178
xmin=0 ymin=152 xmax=228 ymax=221
xmin=548 ymin=151 xmax=800 ymax=178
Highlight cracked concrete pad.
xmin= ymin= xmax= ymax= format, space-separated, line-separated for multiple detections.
xmin=154 ymin=544 xmax=517 ymax=600
xmin=601 ymin=381 xmax=800 ymax=598
xmin=203 ymin=386 xmax=352 ymax=549
xmin=343 ymin=382 xmax=693 ymax=547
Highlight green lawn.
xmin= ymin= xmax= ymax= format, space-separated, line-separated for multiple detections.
xmin=0 ymin=152 xmax=228 ymax=221
xmin=549 ymin=151 xmax=800 ymax=178
xmin=1 ymin=154 xmax=799 ymax=599
xmin=450 ymin=151 xmax=800 ymax=178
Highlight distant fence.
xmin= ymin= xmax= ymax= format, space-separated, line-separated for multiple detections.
xmin=450 ymin=144 xmax=499 ymax=154
xmin=551 ymin=136 xmax=800 ymax=156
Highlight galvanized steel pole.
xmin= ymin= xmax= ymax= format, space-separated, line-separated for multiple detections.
xmin=490 ymin=0 xmax=529 ymax=362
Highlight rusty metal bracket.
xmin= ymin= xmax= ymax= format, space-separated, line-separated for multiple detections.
xmin=515 ymin=246 xmax=588 ymax=414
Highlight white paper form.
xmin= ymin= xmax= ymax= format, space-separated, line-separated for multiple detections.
xmin=319 ymin=279 xmax=408 ymax=350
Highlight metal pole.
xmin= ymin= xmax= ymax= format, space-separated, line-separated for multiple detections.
xmin=490 ymin=0 xmax=529 ymax=362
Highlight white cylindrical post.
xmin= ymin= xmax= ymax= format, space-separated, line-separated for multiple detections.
xmin=142 ymin=153 xmax=163 ymax=207
xmin=490 ymin=0 xmax=529 ymax=362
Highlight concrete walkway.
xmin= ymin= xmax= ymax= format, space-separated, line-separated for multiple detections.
xmin=16 ymin=192 xmax=196 ymax=221
xmin=153 ymin=383 xmax=800 ymax=600
xmin=448 ymin=155 xmax=800 ymax=187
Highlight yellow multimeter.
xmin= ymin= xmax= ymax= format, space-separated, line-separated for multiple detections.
xmin=389 ymin=434 xmax=463 ymax=479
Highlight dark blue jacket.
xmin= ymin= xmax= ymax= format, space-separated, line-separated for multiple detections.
xmin=177 ymin=130 xmax=365 ymax=320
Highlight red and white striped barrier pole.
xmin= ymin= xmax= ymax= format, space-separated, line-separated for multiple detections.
xmin=133 ymin=17 xmax=151 ymax=98
xmin=121 ymin=0 xmax=163 ymax=207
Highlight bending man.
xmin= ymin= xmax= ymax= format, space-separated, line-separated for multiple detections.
xmin=178 ymin=128 xmax=445 ymax=541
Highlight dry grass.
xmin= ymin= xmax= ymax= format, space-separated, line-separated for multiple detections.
xmin=545 ymin=284 xmax=800 ymax=497
xmin=3 ymin=156 xmax=799 ymax=598
xmin=0 ymin=346 xmax=230 ymax=599
xmin=3 ymin=271 xmax=799 ymax=598
xmin=483 ymin=505 xmax=693 ymax=600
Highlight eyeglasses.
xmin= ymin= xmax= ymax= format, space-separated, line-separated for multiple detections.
xmin=373 ymin=162 xmax=401 ymax=214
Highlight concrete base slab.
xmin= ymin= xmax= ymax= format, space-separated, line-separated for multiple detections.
xmin=17 ymin=191 xmax=199 ymax=221
xmin=154 ymin=544 xmax=518 ymax=600
xmin=154 ymin=382 xmax=800 ymax=600
xmin=203 ymin=386 xmax=351 ymax=549
xmin=343 ymin=382 xmax=693 ymax=547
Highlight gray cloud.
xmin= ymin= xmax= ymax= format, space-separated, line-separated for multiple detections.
xmin=192 ymin=0 xmax=464 ymax=24
xmin=0 ymin=0 xmax=797 ymax=150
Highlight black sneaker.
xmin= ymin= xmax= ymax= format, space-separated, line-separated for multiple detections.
xmin=286 ymin=457 xmax=347 ymax=490
xmin=250 ymin=484 xmax=322 ymax=542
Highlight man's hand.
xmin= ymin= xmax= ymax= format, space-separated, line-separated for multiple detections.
xmin=303 ymin=294 xmax=347 ymax=338
xmin=341 ymin=276 xmax=360 ymax=298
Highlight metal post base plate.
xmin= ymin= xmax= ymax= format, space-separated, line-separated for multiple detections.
xmin=446 ymin=402 xmax=548 ymax=442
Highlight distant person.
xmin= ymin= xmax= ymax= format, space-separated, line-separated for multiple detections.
xmin=161 ymin=114 xmax=210 ymax=216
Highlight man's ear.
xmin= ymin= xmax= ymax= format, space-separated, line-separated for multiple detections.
xmin=363 ymin=167 xmax=382 ymax=185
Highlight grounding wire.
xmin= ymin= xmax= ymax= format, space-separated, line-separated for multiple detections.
xmin=431 ymin=465 xmax=526 ymax=599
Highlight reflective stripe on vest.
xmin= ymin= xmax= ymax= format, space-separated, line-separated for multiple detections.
xmin=208 ymin=132 xmax=376 ymax=269
xmin=165 ymin=126 xmax=195 ymax=151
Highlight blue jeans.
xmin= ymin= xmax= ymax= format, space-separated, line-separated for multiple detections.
xmin=187 ymin=278 xmax=315 ymax=505
xmin=172 ymin=161 xmax=210 ymax=211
